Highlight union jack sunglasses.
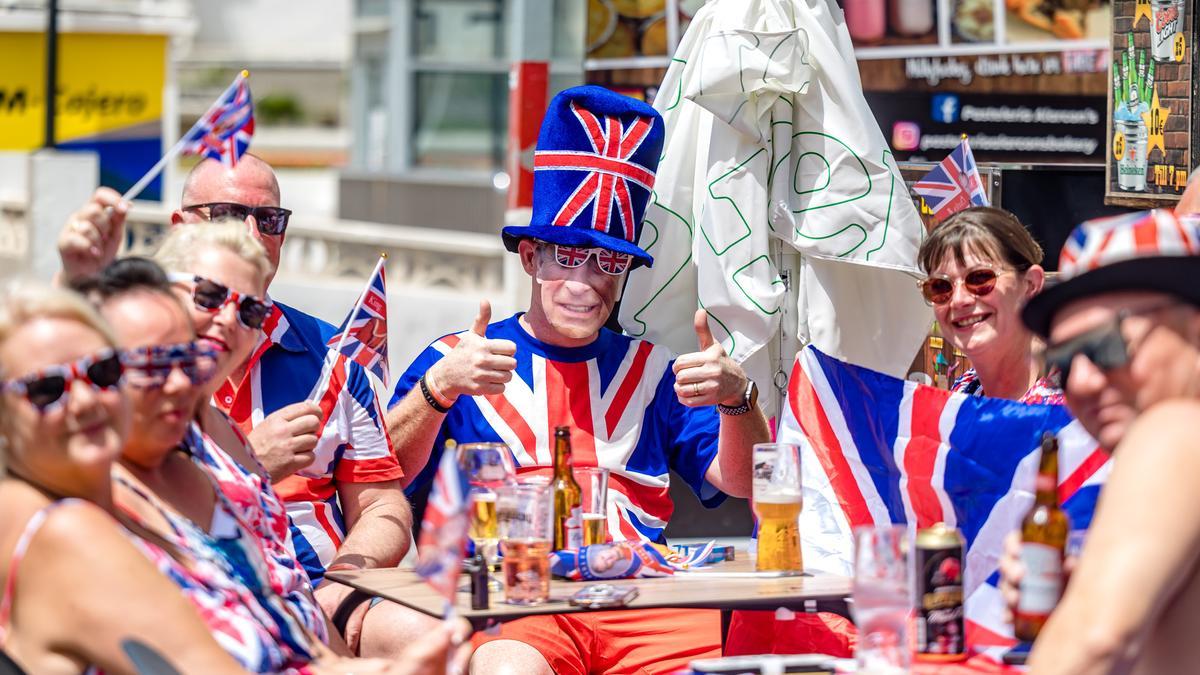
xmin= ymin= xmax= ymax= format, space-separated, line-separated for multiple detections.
xmin=168 ymin=273 xmax=273 ymax=330
xmin=122 ymin=341 xmax=219 ymax=390
xmin=551 ymin=244 xmax=633 ymax=276
xmin=1 ymin=348 xmax=123 ymax=413
xmin=182 ymin=202 xmax=292 ymax=236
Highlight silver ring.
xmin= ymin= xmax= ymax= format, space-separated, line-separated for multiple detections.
xmin=692 ymin=382 xmax=701 ymax=397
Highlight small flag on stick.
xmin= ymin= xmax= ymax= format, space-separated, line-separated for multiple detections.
xmin=122 ymin=71 xmax=255 ymax=202
xmin=327 ymin=254 xmax=390 ymax=388
xmin=415 ymin=440 xmax=471 ymax=602
xmin=912 ymin=135 xmax=989 ymax=222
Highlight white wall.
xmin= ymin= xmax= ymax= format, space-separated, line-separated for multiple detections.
xmin=187 ymin=0 xmax=350 ymax=63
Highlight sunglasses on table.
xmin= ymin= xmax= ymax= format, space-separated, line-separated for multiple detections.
xmin=181 ymin=202 xmax=292 ymax=236
xmin=1 ymin=349 xmax=123 ymax=413
xmin=122 ymin=341 xmax=219 ymax=389
xmin=168 ymin=273 xmax=273 ymax=330
xmin=918 ymin=267 xmax=1012 ymax=306
xmin=549 ymin=244 xmax=633 ymax=276
xmin=1042 ymin=304 xmax=1174 ymax=383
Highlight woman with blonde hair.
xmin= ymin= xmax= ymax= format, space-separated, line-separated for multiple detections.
xmin=0 ymin=282 xmax=245 ymax=673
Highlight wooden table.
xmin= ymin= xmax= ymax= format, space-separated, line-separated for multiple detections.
xmin=326 ymin=558 xmax=853 ymax=645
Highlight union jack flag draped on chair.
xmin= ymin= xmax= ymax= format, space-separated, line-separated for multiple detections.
xmin=780 ymin=346 xmax=1110 ymax=659
xmin=913 ymin=136 xmax=989 ymax=221
xmin=182 ymin=72 xmax=255 ymax=167
xmin=327 ymin=256 xmax=389 ymax=387
xmin=415 ymin=442 xmax=471 ymax=601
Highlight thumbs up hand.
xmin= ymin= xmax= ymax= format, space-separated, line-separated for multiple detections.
xmin=672 ymin=309 xmax=749 ymax=408
xmin=426 ymin=300 xmax=518 ymax=402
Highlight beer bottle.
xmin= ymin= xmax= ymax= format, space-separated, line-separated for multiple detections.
xmin=551 ymin=426 xmax=583 ymax=550
xmin=1014 ymin=432 xmax=1072 ymax=641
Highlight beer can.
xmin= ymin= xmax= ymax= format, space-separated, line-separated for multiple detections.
xmin=915 ymin=523 xmax=966 ymax=662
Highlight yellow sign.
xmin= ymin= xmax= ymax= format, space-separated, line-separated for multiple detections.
xmin=1175 ymin=34 xmax=1187 ymax=63
xmin=1141 ymin=90 xmax=1169 ymax=159
xmin=0 ymin=32 xmax=165 ymax=149
xmin=929 ymin=336 xmax=944 ymax=349
xmin=1112 ymin=130 xmax=1126 ymax=161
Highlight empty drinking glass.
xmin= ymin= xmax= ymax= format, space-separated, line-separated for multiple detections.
xmin=853 ymin=525 xmax=912 ymax=673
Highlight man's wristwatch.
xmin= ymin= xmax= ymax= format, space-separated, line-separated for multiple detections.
xmin=717 ymin=379 xmax=758 ymax=416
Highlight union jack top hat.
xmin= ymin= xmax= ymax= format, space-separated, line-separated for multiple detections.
xmin=501 ymin=85 xmax=665 ymax=268
xmin=1022 ymin=209 xmax=1200 ymax=337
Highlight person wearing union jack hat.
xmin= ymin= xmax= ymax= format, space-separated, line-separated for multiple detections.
xmin=388 ymin=86 xmax=769 ymax=674
xmin=997 ymin=209 xmax=1200 ymax=672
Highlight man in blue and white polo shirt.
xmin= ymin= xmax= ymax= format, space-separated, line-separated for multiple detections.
xmin=388 ymin=86 xmax=769 ymax=674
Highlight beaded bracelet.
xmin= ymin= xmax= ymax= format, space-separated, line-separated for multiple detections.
xmin=419 ymin=372 xmax=452 ymax=413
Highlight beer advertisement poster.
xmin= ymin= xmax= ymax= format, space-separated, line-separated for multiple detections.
xmin=1105 ymin=0 xmax=1196 ymax=207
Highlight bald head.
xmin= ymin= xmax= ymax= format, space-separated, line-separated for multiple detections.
xmin=173 ymin=153 xmax=285 ymax=287
xmin=1178 ymin=167 xmax=1200 ymax=216
xmin=180 ymin=153 xmax=280 ymax=208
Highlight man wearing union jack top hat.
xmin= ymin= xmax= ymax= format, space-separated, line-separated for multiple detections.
xmin=388 ymin=85 xmax=769 ymax=673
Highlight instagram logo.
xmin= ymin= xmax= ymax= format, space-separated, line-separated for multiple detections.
xmin=892 ymin=121 xmax=921 ymax=151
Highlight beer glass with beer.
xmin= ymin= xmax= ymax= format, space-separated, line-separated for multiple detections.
xmin=575 ymin=467 xmax=609 ymax=546
xmin=497 ymin=483 xmax=554 ymax=605
xmin=459 ymin=442 xmax=516 ymax=567
xmin=751 ymin=443 xmax=803 ymax=572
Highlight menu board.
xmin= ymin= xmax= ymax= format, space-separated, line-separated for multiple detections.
xmin=1105 ymin=0 xmax=1196 ymax=206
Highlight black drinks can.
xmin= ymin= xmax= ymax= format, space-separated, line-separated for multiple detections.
xmin=914 ymin=522 xmax=966 ymax=662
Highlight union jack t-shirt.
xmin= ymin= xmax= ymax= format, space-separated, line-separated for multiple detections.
xmin=392 ymin=313 xmax=725 ymax=543
xmin=216 ymin=301 xmax=405 ymax=583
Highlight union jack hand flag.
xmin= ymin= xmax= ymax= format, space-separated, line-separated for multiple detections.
xmin=415 ymin=441 xmax=471 ymax=601
xmin=913 ymin=136 xmax=989 ymax=221
xmin=328 ymin=256 xmax=389 ymax=387
xmin=780 ymin=346 xmax=1110 ymax=661
xmin=182 ymin=72 xmax=255 ymax=167
xmin=533 ymin=101 xmax=656 ymax=241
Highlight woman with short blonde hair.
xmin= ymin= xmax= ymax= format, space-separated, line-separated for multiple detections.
xmin=0 ymin=282 xmax=245 ymax=673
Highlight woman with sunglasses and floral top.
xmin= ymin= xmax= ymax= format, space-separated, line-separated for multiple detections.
xmin=76 ymin=256 xmax=457 ymax=675
xmin=153 ymin=222 xmax=334 ymax=649
xmin=0 ymin=283 xmax=246 ymax=674
xmin=917 ymin=207 xmax=1062 ymax=404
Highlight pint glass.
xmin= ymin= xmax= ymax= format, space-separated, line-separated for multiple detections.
xmin=459 ymin=442 xmax=516 ymax=564
xmin=497 ymin=483 xmax=553 ymax=605
xmin=752 ymin=443 xmax=803 ymax=572
xmin=576 ymin=467 xmax=610 ymax=547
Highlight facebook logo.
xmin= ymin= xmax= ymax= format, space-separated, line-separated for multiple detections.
xmin=931 ymin=94 xmax=960 ymax=124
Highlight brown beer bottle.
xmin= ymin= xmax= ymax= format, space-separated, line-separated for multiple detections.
xmin=552 ymin=426 xmax=583 ymax=550
xmin=1014 ymin=432 xmax=1072 ymax=641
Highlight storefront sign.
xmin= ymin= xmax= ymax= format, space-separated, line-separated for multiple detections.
xmin=0 ymin=32 xmax=167 ymax=200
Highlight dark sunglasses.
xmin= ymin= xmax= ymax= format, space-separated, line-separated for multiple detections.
xmin=182 ymin=202 xmax=291 ymax=236
xmin=122 ymin=341 xmax=219 ymax=389
xmin=169 ymin=273 xmax=273 ymax=330
xmin=551 ymin=244 xmax=633 ymax=276
xmin=1043 ymin=304 xmax=1176 ymax=383
xmin=1 ymin=349 xmax=123 ymax=413
xmin=918 ymin=267 xmax=1011 ymax=306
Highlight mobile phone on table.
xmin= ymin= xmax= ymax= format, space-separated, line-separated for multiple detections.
xmin=568 ymin=584 xmax=638 ymax=609
xmin=688 ymin=653 xmax=838 ymax=674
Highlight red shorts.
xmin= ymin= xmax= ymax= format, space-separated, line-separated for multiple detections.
xmin=723 ymin=610 xmax=857 ymax=657
xmin=471 ymin=608 xmax=721 ymax=675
